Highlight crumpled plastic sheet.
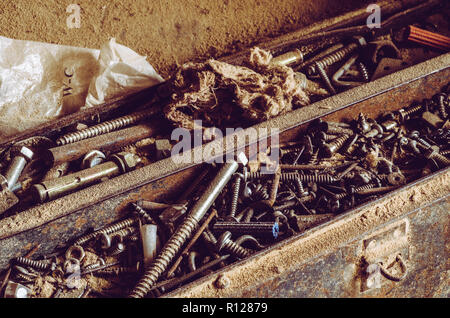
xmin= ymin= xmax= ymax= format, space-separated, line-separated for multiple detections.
xmin=0 ymin=37 xmax=164 ymax=139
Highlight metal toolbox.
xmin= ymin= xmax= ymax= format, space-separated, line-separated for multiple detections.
xmin=0 ymin=0 xmax=448 ymax=298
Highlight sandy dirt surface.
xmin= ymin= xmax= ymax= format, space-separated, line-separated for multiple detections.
xmin=0 ymin=0 xmax=371 ymax=78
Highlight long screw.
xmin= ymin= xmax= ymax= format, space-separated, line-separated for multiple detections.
xmin=246 ymin=171 xmax=337 ymax=183
xmin=56 ymin=108 xmax=159 ymax=146
xmin=13 ymin=257 xmax=54 ymax=271
xmin=73 ymin=217 xmax=137 ymax=246
xmin=129 ymin=160 xmax=240 ymax=298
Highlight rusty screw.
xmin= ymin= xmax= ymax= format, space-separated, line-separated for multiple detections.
xmin=129 ymin=157 xmax=244 ymax=298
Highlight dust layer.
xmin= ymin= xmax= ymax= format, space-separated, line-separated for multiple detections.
xmin=165 ymin=169 xmax=450 ymax=298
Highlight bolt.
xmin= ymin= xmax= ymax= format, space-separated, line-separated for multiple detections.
xmin=73 ymin=217 xmax=138 ymax=246
xmin=307 ymin=37 xmax=366 ymax=75
xmin=216 ymin=231 xmax=253 ymax=259
xmin=3 ymin=146 xmax=34 ymax=189
xmin=129 ymin=158 xmax=243 ymax=298
xmin=320 ymin=134 xmax=352 ymax=158
xmin=212 ymin=221 xmax=279 ymax=238
xmin=56 ymin=108 xmax=159 ymax=146
xmin=13 ymin=257 xmax=55 ymax=271
xmin=424 ymin=148 xmax=450 ymax=167
xmin=31 ymin=152 xmax=141 ymax=203
xmin=435 ymin=93 xmax=448 ymax=119
xmin=315 ymin=61 xmax=336 ymax=95
xmin=396 ymin=103 xmax=424 ymax=122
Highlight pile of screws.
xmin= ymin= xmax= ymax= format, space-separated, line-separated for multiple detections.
xmin=5 ymin=82 xmax=448 ymax=298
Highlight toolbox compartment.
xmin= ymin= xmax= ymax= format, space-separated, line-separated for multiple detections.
xmin=0 ymin=0 xmax=448 ymax=297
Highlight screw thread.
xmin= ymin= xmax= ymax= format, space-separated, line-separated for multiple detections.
xmin=308 ymin=43 xmax=358 ymax=74
xmin=56 ymin=110 xmax=152 ymax=146
xmin=213 ymin=221 xmax=277 ymax=235
xmin=404 ymin=104 xmax=423 ymax=117
xmin=229 ymin=176 xmax=242 ymax=218
xmin=307 ymin=150 xmax=319 ymax=164
xmin=437 ymin=94 xmax=448 ymax=119
xmin=358 ymin=62 xmax=370 ymax=82
xmin=74 ymin=217 xmax=137 ymax=246
xmin=129 ymin=216 xmax=199 ymax=298
xmin=430 ymin=152 xmax=450 ymax=166
xmin=14 ymin=257 xmax=50 ymax=271
xmin=132 ymin=203 xmax=155 ymax=224
xmin=222 ymin=239 xmax=253 ymax=259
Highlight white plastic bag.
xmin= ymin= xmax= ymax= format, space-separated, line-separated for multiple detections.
xmin=0 ymin=36 xmax=164 ymax=139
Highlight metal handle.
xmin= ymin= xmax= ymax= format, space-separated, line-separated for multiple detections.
xmin=378 ymin=254 xmax=408 ymax=282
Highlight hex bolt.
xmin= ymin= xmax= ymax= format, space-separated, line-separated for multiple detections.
xmin=212 ymin=221 xmax=279 ymax=239
xmin=31 ymin=152 xmax=141 ymax=203
xmin=129 ymin=157 xmax=243 ymax=298
xmin=216 ymin=231 xmax=253 ymax=259
xmin=73 ymin=217 xmax=138 ymax=246
xmin=3 ymin=146 xmax=34 ymax=189
xmin=56 ymin=108 xmax=158 ymax=146
xmin=320 ymin=134 xmax=352 ymax=158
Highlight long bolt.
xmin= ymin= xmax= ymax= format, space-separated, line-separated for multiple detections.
xmin=56 ymin=108 xmax=160 ymax=146
xmin=73 ymin=217 xmax=137 ymax=246
xmin=4 ymin=146 xmax=34 ymax=189
xmin=129 ymin=159 xmax=241 ymax=298
xmin=31 ymin=152 xmax=141 ymax=203
xmin=212 ymin=221 xmax=279 ymax=238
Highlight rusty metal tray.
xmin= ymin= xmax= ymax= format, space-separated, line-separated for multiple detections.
xmin=0 ymin=0 xmax=448 ymax=298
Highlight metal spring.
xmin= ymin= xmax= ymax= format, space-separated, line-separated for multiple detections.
xmin=56 ymin=110 xmax=152 ymax=146
xmin=229 ymin=175 xmax=242 ymax=218
xmin=73 ymin=217 xmax=137 ymax=246
xmin=221 ymin=239 xmax=252 ymax=259
xmin=129 ymin=216 xmax=199 ymax=298
xmin=132 ymin=203 xmax=155 ymax=224
xmin=358 ymin=62 xmax=370 ymax=82
xmin=14 ymin=257 xmax=51 ymax=271
xmin=307 ymin=43 xmax=358 ymax=75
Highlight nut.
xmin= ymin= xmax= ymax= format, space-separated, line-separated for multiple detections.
xmin=110 ymin=152 xmax=142 ymax=173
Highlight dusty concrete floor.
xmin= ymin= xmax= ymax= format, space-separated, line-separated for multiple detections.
xmin=0 ymin=0 xmax=372 ymax=78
